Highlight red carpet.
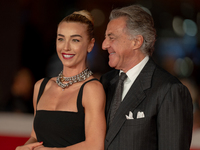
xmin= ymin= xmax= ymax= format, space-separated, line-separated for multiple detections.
xmin=0 ymin=113 xmax=199 ymax=150
xmin=0 ymin=135 xmax=199 ymax=150
xmin=0 ymin=135 xmax=29 ymax=150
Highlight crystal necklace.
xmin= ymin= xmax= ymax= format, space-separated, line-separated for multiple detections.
xmin=56 ymin=68 xmax=93 ymax=89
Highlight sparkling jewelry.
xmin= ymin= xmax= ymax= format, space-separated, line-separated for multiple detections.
xmin=56 ymin=68 xmax=93 ymax=89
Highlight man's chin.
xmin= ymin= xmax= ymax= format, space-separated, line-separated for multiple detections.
xmin=108 ymin=61 xmax=115 ymax=68
xmin=108 ymin=61 xmax=118 ymax=69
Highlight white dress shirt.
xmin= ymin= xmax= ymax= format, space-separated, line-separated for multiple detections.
xmin=120 ymin=56 xmax=149 ymax=101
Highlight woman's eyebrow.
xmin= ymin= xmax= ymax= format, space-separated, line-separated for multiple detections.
xmin=71 ymin=34 xmax=82 ymax=38
xmin=57 ymin=34 xmax=83 ymax=38
xmin=57 ymin=34 xmax=64 ymax=37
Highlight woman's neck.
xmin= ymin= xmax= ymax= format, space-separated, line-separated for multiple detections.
xmin=62 ymin=66 xmax=87 ymax=77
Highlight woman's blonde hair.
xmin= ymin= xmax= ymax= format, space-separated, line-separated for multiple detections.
xmin=60 ymin=10 xmax=94 ymax=40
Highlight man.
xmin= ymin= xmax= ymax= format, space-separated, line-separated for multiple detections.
xmin=100 ymin=5 xmax=193 ymax=150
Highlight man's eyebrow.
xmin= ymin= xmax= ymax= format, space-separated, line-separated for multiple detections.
xmin=105 ymin=33 xmax=114 ymax=37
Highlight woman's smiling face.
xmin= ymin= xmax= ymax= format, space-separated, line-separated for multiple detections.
xmin=56 ymin=21 xmax=94 ymax=70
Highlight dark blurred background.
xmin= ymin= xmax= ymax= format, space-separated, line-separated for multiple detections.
xmin=0 ymin=0 xmax=200 ymax=116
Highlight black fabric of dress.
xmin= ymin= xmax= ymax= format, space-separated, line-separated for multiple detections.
xmin=34 ymin=78 xmax=97 ymax=147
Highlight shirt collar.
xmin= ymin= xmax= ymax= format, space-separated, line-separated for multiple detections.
xmin=119 ymin=56 xmax=149 ymax=82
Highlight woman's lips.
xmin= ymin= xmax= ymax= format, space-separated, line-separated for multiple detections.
xmin=62 ymin=53 xmax=75 ymax=59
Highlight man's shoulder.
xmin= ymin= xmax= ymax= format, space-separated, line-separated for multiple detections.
xmin=100 ymin=69 xmax=119 ymax=88
xmin=151 ymin=63 xmax=183 ymax=88
xmin=101 ymin=69 xmax=119 ymax=79
xmin=144 ymin=58 xmax=182 ymax=85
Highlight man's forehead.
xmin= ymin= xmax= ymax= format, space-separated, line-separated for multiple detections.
xmin=105 ymin=19 xmax=126 ymax=35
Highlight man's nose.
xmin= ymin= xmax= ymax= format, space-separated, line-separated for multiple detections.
xmin=102 ymin=38 xmax=109 ymax=50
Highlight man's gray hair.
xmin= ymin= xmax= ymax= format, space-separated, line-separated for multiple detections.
xmin=109 ymin=5 xmax=156 ymax=56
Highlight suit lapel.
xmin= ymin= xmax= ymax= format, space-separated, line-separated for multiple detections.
xmin=105 ymin=80 xmax=146 ymax=145
xmin=105 ymin=58 xmax=156 ymax=148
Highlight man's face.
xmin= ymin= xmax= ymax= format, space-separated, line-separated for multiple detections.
xmin=102 ymin=17 xmax=137 ymax=72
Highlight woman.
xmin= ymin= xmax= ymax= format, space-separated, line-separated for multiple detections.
xmin=16 ymin=10 xmax=106 ymax=150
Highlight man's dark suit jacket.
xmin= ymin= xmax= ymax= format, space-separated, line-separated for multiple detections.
xmin=100 ymin=58 xmax=193 ymax=150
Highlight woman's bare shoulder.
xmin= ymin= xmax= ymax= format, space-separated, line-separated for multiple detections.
xmin=84 ymin=79 xmax=104 ymax=92
xmin=82 ymin=79 xmax=105 ymax=107
xmin=34 ymin=77 xmax=55 ymax=89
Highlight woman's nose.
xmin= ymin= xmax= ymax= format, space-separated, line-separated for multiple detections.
xmin=63 ymin=41 xmax=70 ymax=51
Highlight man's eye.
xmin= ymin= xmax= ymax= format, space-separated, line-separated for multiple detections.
xmin=109 ymin=37 xmax=114 ymax=40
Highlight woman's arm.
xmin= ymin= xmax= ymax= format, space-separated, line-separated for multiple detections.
xmin=15 ymin=79 xmax=44 ymax=150
xmin=16 ymin=137 xmax=43 ymax=150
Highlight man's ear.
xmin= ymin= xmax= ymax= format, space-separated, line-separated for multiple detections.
xmin=87 ymin=38 xmax=95 ymax=53
xmin=132 ymin=35 xmax=144 ymax=50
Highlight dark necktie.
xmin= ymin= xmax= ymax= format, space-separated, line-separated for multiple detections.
xmin=109 ymin=72 xmax=127 ymax=125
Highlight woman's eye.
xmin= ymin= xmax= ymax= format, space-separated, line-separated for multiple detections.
xmin=57 ymin=38 xmax=63 ymax=41
xmin=72 ymin=39 xmax=80 ymax=42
